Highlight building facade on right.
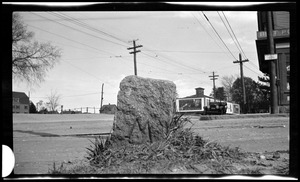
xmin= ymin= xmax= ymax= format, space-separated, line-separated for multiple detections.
xmin=255 ymin=11 xmax=290 ymax=112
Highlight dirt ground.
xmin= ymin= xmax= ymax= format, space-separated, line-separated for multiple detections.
xmin=12 ymin=114 xmax=289 ymax=174
xmin=189 ymin=116 xmax=289 ymax=153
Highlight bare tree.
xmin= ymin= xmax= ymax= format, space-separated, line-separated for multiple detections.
xmin=12 ymin=13 xmax=62 ymax=84
xmin=46 ymin=90 xmax=61 ymax=112
xmin=220 ymin=75 xmax=238 ymax=101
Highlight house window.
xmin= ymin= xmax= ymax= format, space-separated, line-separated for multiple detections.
xmin=13 ymin=98 xmax=19 ymax=103
xmin=24 ymin=105 xmax=28 ymax=110
xmin=16 ymin=105 xmax=20 ymax=109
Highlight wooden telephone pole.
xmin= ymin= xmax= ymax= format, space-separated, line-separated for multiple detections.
xmin=209 ymin=71 xmax=219 ymax=102
xmin=266 ymin=11 xmax=279 ymax=114
xmin=233 ymin=53 xmax=249 ymax=113
xmin=100 ymin=83 xmax=104 ymax=114
xmin=127 ymin=40 xmax=143 ymax=76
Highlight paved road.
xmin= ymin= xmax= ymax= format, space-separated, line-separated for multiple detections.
xmin=12 ymin=114 xmax=289 ymax=174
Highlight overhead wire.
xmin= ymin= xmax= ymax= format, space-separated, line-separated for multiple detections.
xmin=221 ymin=11 xmax=261 ymax=74
xmin=51 ymin=12 xmax=130 ymax=47
xmin=142 ymin=48 xmax=208 ymax=74
xmin=27 ymin=14 xmax=180 ymax=80
xmin=201 ymin=11 xmax=237 ymax=60
xmin=29 ymin=12 xmax=257 ymax=88
xmin=62 ymin=60 xmax=116 ymax=87
xmin=34 ymin=12 xmax=205 ymax=78
xmin=27 ymin=24 xmax=115 ymax=56
xmin=55 ymin=12 xmax=212 ymax=77
xmin=217 ymin=11 xmax=242 ymax=56
xmin=31 ymin=12 xmax=127 ymax=50
xmin=141 ymin=50 xmax=231 ymax=54
xmin=192 ymin=12 xmax=227 ymax=55
xmin=221 ymin=12 xmax=247 ymax=58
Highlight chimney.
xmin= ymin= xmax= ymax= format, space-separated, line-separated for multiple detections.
xmin=195 ymin=87 xmax=204 ymax=97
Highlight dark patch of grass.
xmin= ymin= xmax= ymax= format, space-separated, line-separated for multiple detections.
xmin=48 ymin=162 xmax=66 ymax=174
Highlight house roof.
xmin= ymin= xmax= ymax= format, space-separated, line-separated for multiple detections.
xmin=184 ymin=94 xmax=213 ymax=99
xmin=13 ymin=91 xmax=29 ymax=105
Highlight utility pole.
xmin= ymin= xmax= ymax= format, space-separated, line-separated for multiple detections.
xmin=100 ymin=83 xmax=104 ymax=114
xmin=127 ymin=40 xmax=143 ymax=76
xmin=266 ymin=11 xmax=279 ymax=114
xmin=209 ymin=71 xmax=219 ymax=102
xmin=233 ymin=53 xmax=249 ymax=113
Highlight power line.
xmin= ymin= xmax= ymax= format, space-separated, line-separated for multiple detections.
xmin=219 ymin=11 xmax=262 ymax=76
xmin=142 ymin=50 xmax=234 ymax=54
xmin=33 ymin=12 xmax=128 ymax=48
xmin=201 ymin=11 xmax=237 ymax=60
xmin=55 ymin=12 xmax=203 ymax=75
xmin=192 ymin=12 xmax=226 ymax=54
xmin=46 ymin=12 xmax=210 ymax=77
xmin=221 ymin=11 xmax=248 ymax=60
xmin=220 ymin=11 xmax=261 ymax=72
xmin=62 ymin=60 xmax=115 ymax=87
xmin=142 ymin=48 xmax=208 ymax=74
xmin=51 ymin=12 xmax=130 ymax=47
xmin=31 ymin=13 xmax=210 ymax=77
xmin=217 ymin=11 xmax=242 ymax=56
xmin=125 ymin=56 xmax=180 ymax=74
xmin=244 ymin=64 xmax=263 ymax=76
xmin=27 ymin=24 xmax=115 ymax=56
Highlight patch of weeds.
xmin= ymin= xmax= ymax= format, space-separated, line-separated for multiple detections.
xmin=48 ymin=162 xmax=67 ymax=174
xmin=85 ymin=135 xmax=112 ymax=167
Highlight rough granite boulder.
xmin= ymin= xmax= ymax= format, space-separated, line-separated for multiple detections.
xmin=111 ymin=75 xmax=177 ymax=145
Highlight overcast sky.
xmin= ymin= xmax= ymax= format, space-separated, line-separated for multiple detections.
xmin=13 ymin=9 xmax=264 ymax=112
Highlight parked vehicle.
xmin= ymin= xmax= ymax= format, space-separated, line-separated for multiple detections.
xmin=203 ymin=101 xmax=227 ymax=115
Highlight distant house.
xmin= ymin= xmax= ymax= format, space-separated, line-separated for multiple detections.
xmin=176 ymin=87 xmax=240 ymax=114
xmin=13 ymin=91 xmax=30 ymax=113
xmin=100 ymin=103 xmax=117 ymax=114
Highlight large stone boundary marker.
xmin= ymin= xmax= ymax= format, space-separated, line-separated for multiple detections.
xmin=111 ymin=75 xmax=177 ymax=145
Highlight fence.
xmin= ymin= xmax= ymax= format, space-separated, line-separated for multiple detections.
xmin=61 ymin=107 xmax=101 ymax=114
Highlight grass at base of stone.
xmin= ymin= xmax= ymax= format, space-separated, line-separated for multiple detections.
xmin=48 ymin=115 xmax=289 ymax=175
xmin=48 ymin=134 xmax=289 ymax=174
xmin=49 ymin=144 xmax=289 ymax=175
